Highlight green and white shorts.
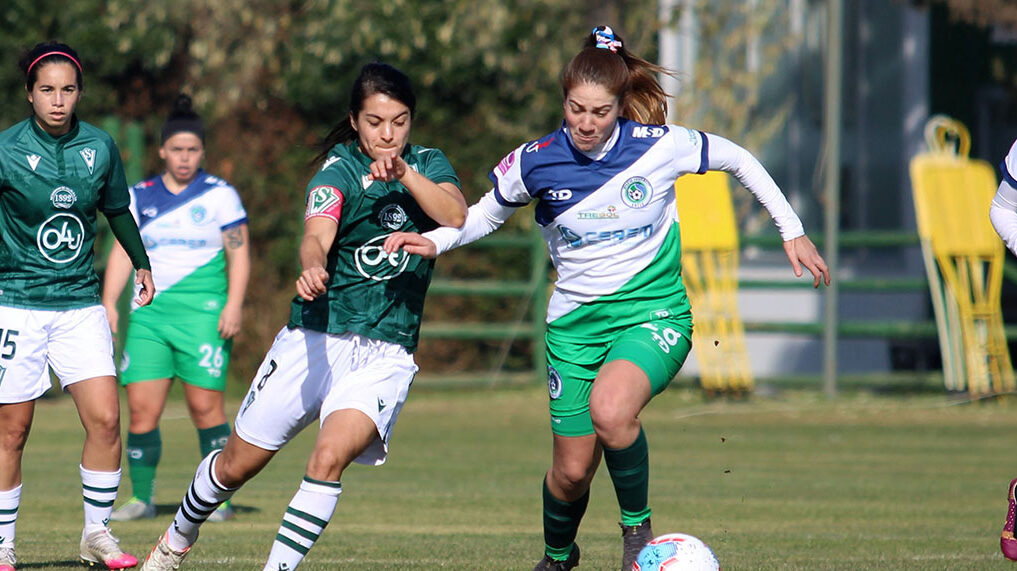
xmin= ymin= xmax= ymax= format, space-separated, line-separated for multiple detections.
xmin=234 ymin=326 xmax=417 ymax=466
xmin=119 ymin=309 xmax=231 ymax=390
xmin=0 ymin=304 xmax=116 ymax=403
xmin=545 ymin=316 xmax=693 ymax=437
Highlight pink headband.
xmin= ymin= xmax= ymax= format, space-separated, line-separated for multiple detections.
xmin=27 ymin=51 xmax=82 ymax=76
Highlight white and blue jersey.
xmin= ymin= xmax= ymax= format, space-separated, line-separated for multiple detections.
xmin=991 ymin=139 xmax=1017 ymax=255
xmin=128 ymin=170 xmax=247 ymax=311
xmin=425 ymin=117 xmax=803 ymax=341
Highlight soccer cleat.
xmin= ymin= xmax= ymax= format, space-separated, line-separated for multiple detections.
xmin=1002 ymin=477 xmax=1017 ymax=561
xmin=140 ymin=532 xmax=190 ymax=571
xmin=0 ymin=545 xmax=16 ymax=571
xmin=111 ymin=497 xmax=156 ymax=521
xmin=205 ymin=500 xmax=234 ymax=523
xmin=620 ymin=518 xmax=653 ymax=571
xmin=533 ymin=544 xmax=580 ymax=571
xmin=80 ymin=527 xmax=138 ymax=569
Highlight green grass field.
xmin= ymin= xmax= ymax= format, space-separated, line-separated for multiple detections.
xmin=12 ymin=382 xmax=1017 ymax=570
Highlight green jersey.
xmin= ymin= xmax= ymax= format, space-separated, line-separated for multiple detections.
xmin=0 ymin=117 xmax=130 ymax=309
xmin=289 ymin=142 xmax=460 ymax=352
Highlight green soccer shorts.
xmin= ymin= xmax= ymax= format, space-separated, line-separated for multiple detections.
xmin=544 ymin=316 xmax=693 ymax=437
xmin=119 ymin=310 xmax=232 ymax=391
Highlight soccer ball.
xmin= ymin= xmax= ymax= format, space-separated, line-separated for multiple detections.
xmin=632 ymin=533 xmax=720 ymax=570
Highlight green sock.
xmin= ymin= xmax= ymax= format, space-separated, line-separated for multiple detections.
xmin=542 ymin=478 xmax=589 ymax=561
xmin=126 ymin=429 xmax=161 ymax=503
xmin=603 ymin=427 xmax=652 ymax=526
xmin=197 ymin=423 xmax=231 ymax=458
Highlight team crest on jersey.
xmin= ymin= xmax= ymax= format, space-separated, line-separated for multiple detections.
xmin=306 ymin=186 xmax=342 ymax=218
xmin=354 ymin=235 xmax=410 ymax=281
xmin=379 ymin=204 xmax=407 ymax=230
xmin=190 ymin=205 xmax=207 ymax=223
xmin=26 ymin=154 xmax=41 ymax=171
xmin=621 ymin=176 xmax=652 ymax=209
xmin=36 ymin=213 xmax=84 ymax=263
xmin=50 ymin=186 xmax=77 ymax=209
xmin=79 ymin=148 xmax=96 ymax=174
xmin=547 ymin=365 xmax=563 ymax=399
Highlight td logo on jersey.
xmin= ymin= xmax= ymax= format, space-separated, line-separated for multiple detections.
xmin=36 ymin=213 xmax=84 ymax=263
xmin=355 ymin=235 xmax=410 ymax=281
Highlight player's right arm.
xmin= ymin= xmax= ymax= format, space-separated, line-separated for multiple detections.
xmin=101 ymin=240 xmax=134 ymax=334
xmin=383 ymin=189 xmax=518 ymax=257
xmin=296 ymin=216 xmax=338 ymax=302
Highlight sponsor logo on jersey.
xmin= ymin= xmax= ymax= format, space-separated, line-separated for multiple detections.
xmin=577 ymin=205 xmax=619 ymax=219
xmin=26 ymin=154 xmax=41 ymax=171
xmin=36 ymin=213 xmax=84 ymax=263
xmin=143 ymin=207 xmax=158 ymax=218
xmin=558 ymin=224 xmax=653 ymax=248
xmin=190 ymin=205 xmax=207 ymax=223
xmin=354 ymin=235 xmax=410 ymax=281
xmin=305 ymin=185 xmax=343 ymax=219
xmin=621 ymin=176 xmax=652 ymax=209
xmin=50 ymin=186 xmax=77 ymax=209
xmin=495 ymin=151 xmax=516 ymax=175
xmin=632 ymin=126 xmax=666 ymax=139
xmin=547 ymin=365 xmax=563 ymax=399
xmin=546 ymin=188 xmax=573 ymax=201
xmin=525 ymin=139 xmax=553 ymax=153
xmin=79 ymin=147 xmax=96 ymax=174
xmin=379 ymin=204 xmax=407 ymax=230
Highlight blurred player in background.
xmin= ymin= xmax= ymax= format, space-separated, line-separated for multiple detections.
xmin=0 ymin=41 xmax=155 ymax=570
xmin=103 ymin=94 xmax=250 ymax=524
xmin=989 ymin=137 xmax=1017 ymax=561
xmin=139 ymin=61 xmax=467 ymax=570
xmin=385 ymin=25 xmax=830 ymax=571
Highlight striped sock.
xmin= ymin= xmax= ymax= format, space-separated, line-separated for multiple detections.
xmin=167 ymin=451 xmax=236 ymax=551
xmin=0 ymin=485 xmax=21 ymax=548
xmin=263 ymin=476 xmax=341 ymax=570
xmin=80 ymin=466 xmax=120 ymax=534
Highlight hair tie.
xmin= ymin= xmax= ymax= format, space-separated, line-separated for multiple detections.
xmin=27 ymin=51 xmax=82 ymax=76
xmin=593 ymin=26 xmax=622 ymax=53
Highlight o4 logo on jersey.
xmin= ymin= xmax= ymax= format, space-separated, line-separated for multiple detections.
xmin=621 ymin=176 xmax=653 ymax=209
xmin=355 ymin=235 xmax=410 ymax=281
xmin=36 ymin=213 xmax=84 ymax=263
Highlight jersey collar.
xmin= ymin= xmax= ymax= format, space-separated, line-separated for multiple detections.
xmin=29 ymin=114 xmax=80 ymax=146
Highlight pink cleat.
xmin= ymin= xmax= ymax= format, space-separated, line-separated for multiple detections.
xmin=80 ymin=528 xmax=138 ymax=569
xmin=1002 ymin=478 xmax=1017 ymax=561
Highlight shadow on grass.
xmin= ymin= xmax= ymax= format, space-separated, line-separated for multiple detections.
xmin=154 ymin=502 xmax=260 ymax=518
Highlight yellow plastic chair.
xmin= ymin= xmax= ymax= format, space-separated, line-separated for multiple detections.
xmin=909 ymin=115 xmax=1015 ymax=396
xmin=675 ymin=171 xmax=753 ymax=394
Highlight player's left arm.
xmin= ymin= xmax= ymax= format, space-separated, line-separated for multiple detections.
xmin=369 ymin=154 xmax=467 ymax=228
xmin=219 ymin=223 xmax=250 ymax=339
xmin=702 ymin=132 xmax=830 ymax=287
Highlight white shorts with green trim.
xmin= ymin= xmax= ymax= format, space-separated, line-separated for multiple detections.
xmin=234 ymin=326 xmax=417 ymax=466
xmin=0 ymin=305 xmax=115 ymax=403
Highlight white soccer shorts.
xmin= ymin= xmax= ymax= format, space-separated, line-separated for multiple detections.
xmin=0 ymin=304 xmax=116 ymax=403
xmin=234 ymin=326 xmax=417 ymax=466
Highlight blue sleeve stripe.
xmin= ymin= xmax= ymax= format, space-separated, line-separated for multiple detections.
xmin=489 ymin=174 xmax=530 ymax=207
xmin=1002 ymin=160 xmax=1017 ymax=189
xmin=697 ymin=130 xmax=709 ymax=174
xmin=220 ymin=217 xmax=248 ymax=231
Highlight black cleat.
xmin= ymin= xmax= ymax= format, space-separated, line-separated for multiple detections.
xmin=533 ymin=544 xmax=580 ymax=571
xmin=620 ymin=518 xmax=653 ymax=570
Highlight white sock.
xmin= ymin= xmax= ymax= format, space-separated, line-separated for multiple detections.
xmin=0 ymin=485 xmax=21 ymax=548
xmin=167 ymin=451 xmax=236 ymax=552
xmin=262 ymin=476 xmax=341 ymax=570
xmin=80 ymin=466 xmax=120 ymax=535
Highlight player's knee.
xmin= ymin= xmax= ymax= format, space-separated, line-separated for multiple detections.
xmin=0 ymin=425 xmax=30 ymax=453
xmin=590 ymin=406 xmax=634 ymax=439
xmin=305 ymin=448 xmax=347 ymax=481
xmin=550 ymin=459 xmax=595 ymax=493
xmin=85 ymin=409 xmax=122 ymax=444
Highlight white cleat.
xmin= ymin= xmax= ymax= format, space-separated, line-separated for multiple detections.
xmin=80 ymin=527 xmax=139 ymax=569
xmin=140 ymin=531 xmax=190 ymax=571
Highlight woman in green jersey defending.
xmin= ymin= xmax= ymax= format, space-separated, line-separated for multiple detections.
xmin=139 ymin=62 xmax=467 ymax=571
xmin=103 ymin=94 xmax=250 ymax=524
xmin=0 ymin=42 xmax=156 ymax=570
xmin=385 ymin=26 xmax=830 ymax=571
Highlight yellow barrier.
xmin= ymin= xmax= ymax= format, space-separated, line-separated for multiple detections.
xmin=675 ymin=171 xmax=753 ymax=394
xmin=908 ymin=115 xmax=1015 ymax=396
